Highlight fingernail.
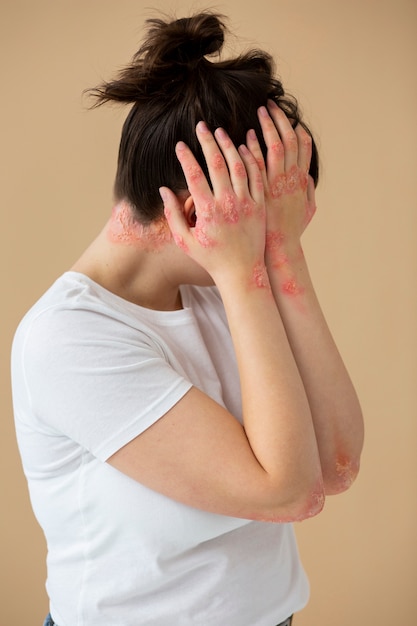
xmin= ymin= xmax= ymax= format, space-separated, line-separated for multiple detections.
xmin=196 ymin=121 xmax=209 ymax=133
xmin=258 ymin=106 xmax=269 ymax=118
xmin=267 ymin=98 xmax=278 ymax=109
xmin=248 ymin=129 xmax=257 ymax=141
xmin=159 ymin=187 xmax=168 ymax=202
xmin=215 ymin=127 xmax=228 ymax=140
xmin=176 ymin=141 xmax=187 ymax=152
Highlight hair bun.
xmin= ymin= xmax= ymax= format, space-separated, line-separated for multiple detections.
xmin=142 ymin=12 xmax=226 ymax=69
xmin=85 ymin=12 xmax=228 ymax=105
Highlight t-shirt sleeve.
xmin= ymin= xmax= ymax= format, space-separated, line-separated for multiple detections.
xmin=20 ymin=306 xmax=193 ymax=461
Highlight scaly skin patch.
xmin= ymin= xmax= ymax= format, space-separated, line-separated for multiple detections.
xmin=212 ymin=152 xmax=226 ymax=171
xmin=222 ymin=194 xmax=239 ymax=223
xmin=250 ymin=261 xmax=271 ymax=292
xmin=281 ymin=278 xmax=304 ymax=297
xmin=266 ymin=231 xmax=285 ymax=250
xmin=233 ymin=161 xmax=247 ymax=179
xmin=265 ymin=231 xmax=305 ymax=299
xmin=199 ymin=200 xmax=215 ymax=221
xmin=270 ymin=166 xmax=308 ymax=199
xmin=107 ymin=204 xmax=171 ymax=251
xmin=249 ymin=479 xmax=325 ymax=524
xmin=335 ymin=455 xmax=358 ymax=492
xmin=266 ymin=231 xmax=288 ymax=267
xmin=195 ymin=224 xmax=217 ymax=248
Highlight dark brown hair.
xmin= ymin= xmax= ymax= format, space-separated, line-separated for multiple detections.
xmin=88 ymin=11 xmax=319 ymax=223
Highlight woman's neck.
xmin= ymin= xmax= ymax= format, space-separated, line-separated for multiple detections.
xmin=71 ymin=203 xmax=183 ymax=311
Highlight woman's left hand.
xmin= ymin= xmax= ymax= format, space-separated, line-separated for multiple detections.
xmin=246 ymin=100 xmax=316 ymax=253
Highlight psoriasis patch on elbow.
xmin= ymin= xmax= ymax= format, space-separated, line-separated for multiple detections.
xmin=335 ymin=455 xmax=359 ymax=492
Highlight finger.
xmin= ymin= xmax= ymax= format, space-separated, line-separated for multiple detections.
xmin=246 ymin=129 xmax=268 ymax=188
xmin=214 ymin=127 xmax=249 ymax=197
xmin=174 ymin=139 xmax=213 ymax=201
xmin=295 ymin=124 xmax=312 ymax=174
xmin=159 ymin=186 xmax=191 ymax=253
xmin=257 ymin=105 xmax=285 ymax=178
xmin=307 ymin=175 xmax=316 ymax=207
xmin=266 ymin=100 xmax=298 ymax=171
xmin=195 ymin=121 xmax=234 ymax=196
xmin=238 ymin=144 xmax=265 ymax=207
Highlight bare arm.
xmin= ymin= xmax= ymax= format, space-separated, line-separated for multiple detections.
xmin=109 ymin=122 xmax=324 ymax=521
xmin=246 ymin=102 xmax=364 ymax=494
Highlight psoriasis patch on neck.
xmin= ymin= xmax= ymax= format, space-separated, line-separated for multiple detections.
xmin=107 ymin=204 xmax=171 ymax=251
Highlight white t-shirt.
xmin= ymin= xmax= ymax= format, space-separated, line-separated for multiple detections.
xmin=11 ymin=271 xmax=309 ymax=626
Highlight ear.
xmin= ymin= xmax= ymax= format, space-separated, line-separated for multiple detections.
xmin=183 ymin=194 xmax=197 ymax=227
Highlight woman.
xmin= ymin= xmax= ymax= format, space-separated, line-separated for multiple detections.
xmin=11 ymin=12 xmax=364 ymax=626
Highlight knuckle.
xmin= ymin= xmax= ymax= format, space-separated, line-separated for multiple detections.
xmin=241 ymin=200 xmax=253 ymax=216
xmin=233 ymin=161 xmax=247 ymax=179
xmin=211 ymin=152 xmax=226 ymax=171
xmin=195 ymin=225 xmax=216 ymax=248
xmin=270 ymin=174 xmax=286 ymax=198
xmin=185 ymin=164 xmax=204 ymax=182
xmin=286 ymin=168 xmax=299 ymax=192
xmin=200 ymin=199 xmax=216 ymax=221
xmin=222 ymin=193 xmax=239 ymax=223
xmin=284 ymin=133 xmax=298 ymax=150
xmin=271 ymin=141 xmax=284 ymax=157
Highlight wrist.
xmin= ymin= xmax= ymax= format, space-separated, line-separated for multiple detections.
xmin=213 ymin=259 xmax=272 ymax=296
xmin=265 ymin=231 xmax=304 ymax=270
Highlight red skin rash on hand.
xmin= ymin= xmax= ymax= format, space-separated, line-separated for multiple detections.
xmin=233 ymin=161 xmax=247 ymax=179
xmin=270 ymin=166 xmax=308 ymax=199
xmin=212 ymin=153 xmax=226 ymax=171
xmin=195 ymin=224 xmax=217 ymax=248
xmin=222 ymin=194 xmax=239 ymax=223
xmin=107 ymin=204 xmax=171 ymax=251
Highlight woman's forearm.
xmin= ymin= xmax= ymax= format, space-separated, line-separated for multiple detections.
xmin=215 ymin=263 xmax=325 ymax=517
xmin=265 ymin=242 xmax=364 ymax=494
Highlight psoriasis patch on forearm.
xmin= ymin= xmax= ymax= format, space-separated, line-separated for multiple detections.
xmin=251 ymin=262 xmax=270 ymax=290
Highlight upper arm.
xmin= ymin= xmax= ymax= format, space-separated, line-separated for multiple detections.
xmin=107 ymin=386 xmax=323 ymax=522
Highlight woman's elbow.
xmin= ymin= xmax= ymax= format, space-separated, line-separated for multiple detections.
xmin=323 ymin=455 xmax=361 ymax=495
xmin=262 ymin=477 xmax=326 ymax=523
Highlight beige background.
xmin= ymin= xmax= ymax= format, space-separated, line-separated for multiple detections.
xmin=1 ymin=0 xmax=416 ymax=624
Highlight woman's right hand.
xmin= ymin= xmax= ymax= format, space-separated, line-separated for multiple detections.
xmin=159 ymin=122 xmax=267 ymax=286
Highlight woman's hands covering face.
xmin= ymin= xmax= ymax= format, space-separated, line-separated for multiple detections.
xmin=160 ymin=121 xmax=266 ymax=285
xmin=160 ymin=102 xmax=316 ymax=283
xmin=248 ymin=100 xmax=317 ymax=249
